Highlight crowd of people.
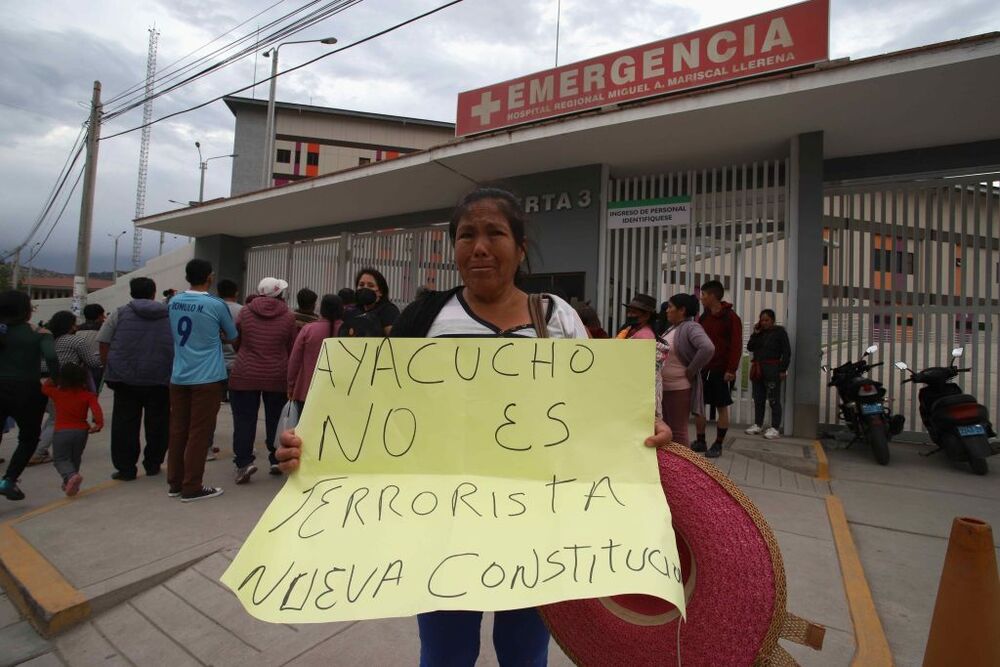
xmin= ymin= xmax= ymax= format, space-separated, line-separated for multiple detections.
xmin=0 ymin=186 xmax=796 ymax=663
xmin=0 ymin=262 xmax=403 ymax=502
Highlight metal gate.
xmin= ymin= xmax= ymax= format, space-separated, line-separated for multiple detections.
xmin=821 ymin=173 xmax=1000 ymax=438
xmin=243 ymin=224 xmax=460 ymax=311
xmin=601 ymin=160 xmax=790 ymax=425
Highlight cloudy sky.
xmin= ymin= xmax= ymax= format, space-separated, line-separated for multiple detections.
xmin=3 ymin=0 xmax=998 ymax=273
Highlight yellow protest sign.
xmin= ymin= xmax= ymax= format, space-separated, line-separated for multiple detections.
xmin=221 ymin=338 xmax=684 ymax=622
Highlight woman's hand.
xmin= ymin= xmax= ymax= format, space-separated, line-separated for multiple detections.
xmin=644 ymin=419 xmax=673 ymax=448
xmin=275 ymin=429 xmax=302 ymax=473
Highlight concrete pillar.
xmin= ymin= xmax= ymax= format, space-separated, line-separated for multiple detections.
xmin=785 ymin=132 xmax=824 ymax=438
xmin=194 ymin=235 xmax=245 ymax=295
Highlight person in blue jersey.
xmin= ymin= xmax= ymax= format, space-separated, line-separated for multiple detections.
xmin=166 ymin=259 xmax=238 ymax=502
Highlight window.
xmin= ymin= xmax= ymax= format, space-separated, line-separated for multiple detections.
xmin=358 ymin=157 xmax=371 ymax=166
xmin=871 ymin=249 xmax=915 ymax=275
xmin=306 ymin=151 xmax=319 ymax=166
xmin=276 ymin=149 xmax=291 ymax=164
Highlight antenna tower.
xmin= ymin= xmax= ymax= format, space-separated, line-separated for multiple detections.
xmin=131 ymin=27 xmax=159 ymax=269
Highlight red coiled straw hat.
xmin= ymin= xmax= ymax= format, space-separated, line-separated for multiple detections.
xmin=540 ymin=443 xmax=825 ymax=666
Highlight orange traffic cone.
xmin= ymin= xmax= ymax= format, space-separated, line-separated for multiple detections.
xmin=923 ymin=517 xmax=1000 ymax=666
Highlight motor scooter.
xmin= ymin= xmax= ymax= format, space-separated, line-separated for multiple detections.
xmin=822 ymin=344 xmax=905 ymax=465
xmin=894 ymin=347 xmax=996 ymax=475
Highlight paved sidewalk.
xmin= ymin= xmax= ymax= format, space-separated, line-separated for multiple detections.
xmin=1 ymin=412 xmax=847 ymax=666
xmin=824 ymin=438 xmax=1000 ymax=667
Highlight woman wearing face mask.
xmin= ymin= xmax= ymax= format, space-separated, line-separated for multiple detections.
xmin=616 ymin=294 xmax=657 ymax=339
xmin=275 ymin=187 xmax=672 ymax=666
xmin=746 ymin=308 xmax=791 ymax=439
xmin=658 ymin=294 xmax=715 ymax=447
xmin=354 ymin=268 xmax=399 ymax=335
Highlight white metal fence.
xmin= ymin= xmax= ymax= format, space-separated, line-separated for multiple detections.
xmin=821 ymin=174 xmax=1000 ymax=438
xmin=602 ymin=161 xmax=791 ymax=425
xmin=243 ymin=224 xmax=460 ymax=311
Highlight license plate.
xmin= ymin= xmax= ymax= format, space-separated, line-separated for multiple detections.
xmin=861 ymin=403 xmax=883 ymax=415
xmin=957 ymin=424 xmax=986 ymax=437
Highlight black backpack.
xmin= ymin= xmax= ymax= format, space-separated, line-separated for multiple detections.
xmin=338 ymin=310 xmax=384 ymax=337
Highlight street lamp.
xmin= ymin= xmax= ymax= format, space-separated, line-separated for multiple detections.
xmin=194 ymin=141 xmax=237 ymax=203
xmin=107 ymin=230 xmax=127 ymax=279
xmin=261 ymin=36 xmax=338 ymax=188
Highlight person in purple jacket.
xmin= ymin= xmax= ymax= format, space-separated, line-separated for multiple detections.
xmin=230 ymin=277 xmax=297 ymax=484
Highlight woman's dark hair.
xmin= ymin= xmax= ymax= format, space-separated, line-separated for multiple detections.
xmin=668 ymin=293 xmax=700 ymax=320
xmin=0 ymin=290 xmax=32 ymax=349
xmin=56 ymin=362 xmax=88 ymax=390
xmin=297 ymin=288 xmax=318 ymax=310
xmin=216 ymin=279 xmax=238 ymax=299
xmin=759 ymin=308 xmax=777 ymax=321
xmin=448 ymin=187 xmax=527 ymax=250
xmin=319 ymin=294 xmax=344 ymax=338
xmin=337 ymin=287 xmax=356 ymax=305
xmin=354 ymin=268 xmax=390 ymax=302
xmin=574 ymin=303 xmax=601 ymax=329
xmin=48 ymin=311 xmax=77 ymax=339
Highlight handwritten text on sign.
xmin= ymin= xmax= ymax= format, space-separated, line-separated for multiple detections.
xmin=221 ymin=338 xmax=683 ymax=622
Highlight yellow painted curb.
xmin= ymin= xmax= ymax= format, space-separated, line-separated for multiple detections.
xmin=0 ymin=479 xmax=118 ymax=636
xmin=826 ymin=495 xmax=894 ymax=666
xmin=0 ymin=523 xmax=90 ymax=637
xmin=813 ymin=440 xmax=830 ymax=480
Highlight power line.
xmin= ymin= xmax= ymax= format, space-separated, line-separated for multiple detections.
xmin=104 ymin=0 xmax=362 ymax=119
xmin=1 ymin=127 xmax=87 ymax=261
xmin=28 ymin=166 xmax=86 ymax=261
xmin=104 ymin=0 xmax=327 ymax=113
xmin=101 ymin=0 xmax=465 ymax=142
xmin=104 ymin=0 xmax=290 ymax=107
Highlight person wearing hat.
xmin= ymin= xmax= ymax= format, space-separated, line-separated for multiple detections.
xmin=616 ymin=293 xmax=658 ymax=340
xmin=229 ymin=277 xmax=298 ymax=485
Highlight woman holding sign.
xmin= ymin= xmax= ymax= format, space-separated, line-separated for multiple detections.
xmin=277 ymin=187 xmax=671 ymax=665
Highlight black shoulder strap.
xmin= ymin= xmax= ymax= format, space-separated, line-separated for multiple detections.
xmin=390 ymin=286 xmax=462 ymax=338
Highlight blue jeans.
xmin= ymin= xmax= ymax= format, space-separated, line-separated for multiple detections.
xmin=229 ymin=390 xmax=286 ymax=468
xmin=417 ymin=609 xmax=549 ymax=666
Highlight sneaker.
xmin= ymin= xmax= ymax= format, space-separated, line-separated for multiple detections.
xmin=143 ymin=466 xmax=161 ymax=477
xmin=691 ymin=439 xmax=707 ymax=453
xmin=111 ymin=471 xmax=137 ymax=481
xmin=745 ymin=424 xmax=763 ymax=435
xmin=706 ymin=442 xmax=723 ymax=458
xmin=167 ymin=487 xmax=182 ymax=498
xmin=763 ymin=427 xmax=781 ymax=440
xmin=235 ymin=465 xmax=258 ymax=485
xmin=269 ymin=464 xmax=282 ymax=476
xmin=0 ymin=478 xmax=25 ymax=501
xmin=64 ymin=473 xmax=83 ymax=497
xmin=206 ymin=451 xmax=218 ymax=462
xmin=181 ymin=487 xmax=224 ymax=503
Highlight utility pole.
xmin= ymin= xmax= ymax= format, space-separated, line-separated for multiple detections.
xmin=73 ymin=81 xmax=102 ymax=315
xmin=11 ymin=248 xmax=21 ymax=291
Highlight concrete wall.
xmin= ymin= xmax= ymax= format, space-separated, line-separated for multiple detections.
xmin=194 ymin=235 xmax=246 ymax=292
xmin=496 ymin=165 xmax=604 ymax=305
xmin=32 ymin=245 xmax=194 ymax=324
xmin=230 ymin=107 xmax=268 ymax=196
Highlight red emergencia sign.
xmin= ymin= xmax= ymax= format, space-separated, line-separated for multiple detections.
xmin=455 ymin=0 xmax=829 ymax=137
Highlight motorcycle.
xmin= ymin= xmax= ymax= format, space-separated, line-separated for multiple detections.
xmin=894 ymin=347 xmax=996 ymax=475
xmin=822 ymin=344 xmax=905 ymax=465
